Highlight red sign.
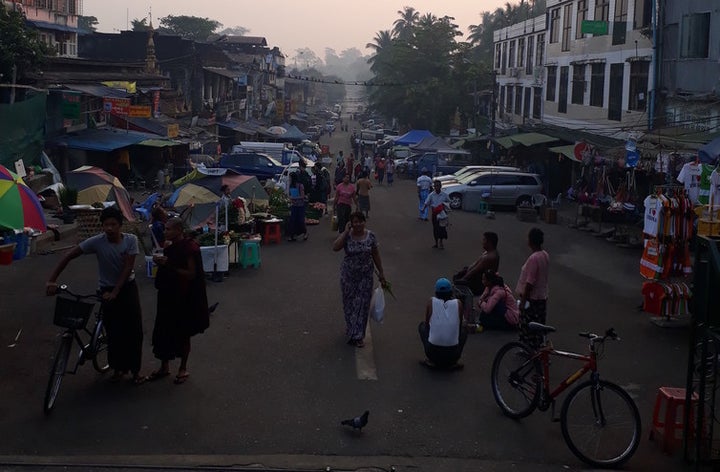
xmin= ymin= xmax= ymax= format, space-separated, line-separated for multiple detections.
xmin=153 ymin=91 xmax=160 ymax=117
xmin=103 ymin=97 xmax=131 ymax=116
xmin=128 ymin=105 xmax=152 ymax=118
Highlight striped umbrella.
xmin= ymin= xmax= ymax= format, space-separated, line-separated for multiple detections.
xmin=65 ymin=166 xmax=135 ymax=221
xmin=0 ymin=164 xmax=46 ymax=231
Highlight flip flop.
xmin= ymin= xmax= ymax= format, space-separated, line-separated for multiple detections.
xmin=131 ymin=375 xmax=147 ymax=385
xmin=174 ymin=372 xmax=190 ymax=385
xmin=147 ymin=370 xmax=170 ymax=382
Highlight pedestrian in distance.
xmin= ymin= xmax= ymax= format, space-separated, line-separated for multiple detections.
xmin=150 ymin=206 xmax=168 ymax=250
xmin=376 ymin=157 xmax=386 ymax=185
xmin=46 ymin=207 xmax=146 ymax=385
xmin=423 ymin=180 xmax=451 ymax=249
xmin=286 ymin=171 xmax=309 ymax=241
xmin=385 ymin=159 xmax=395 ymax=187
xmin=355 ymin=171 xmax=373 ymax=219
xmin=418 ymin=278 xmax=466 ymax=370
xmin=334 ymin=173 xmax=357 ymax=235
xmin=475 ymin=270 xmax=519 ymax=331
xmin=516 ymin=227 xmax=550 ymax=348
xmin=332 ymin=211 xmax=386 ymax=348
xmin=416 ymin=169 xmax=433 ymax=220
xmin=149 ymin=217 xmax=210 ymax=384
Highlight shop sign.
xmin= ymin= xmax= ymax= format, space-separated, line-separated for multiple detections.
xmin=581 ymin=20 xmax=608 ymax=35
xmin=153 ymin=90 xmax=161 ymax=117
xmin=103 ymin=97 xmax=130 ymax=115
xmin=128 ymin=105 xmax=152 ymax=118
xmin=102 ymin=81 xmax=137 ymax=93
xmin=167 ymin=123 xmax=179 ymax=138
xmin=61 ymin=91 xmax=81 ymax=119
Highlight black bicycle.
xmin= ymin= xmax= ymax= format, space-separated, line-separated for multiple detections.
xmin=44 ymin=284 xmax=109 ymax=414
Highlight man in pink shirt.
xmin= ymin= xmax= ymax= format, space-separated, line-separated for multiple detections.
xmin=515 ymin=227 xmax=549 ymax=347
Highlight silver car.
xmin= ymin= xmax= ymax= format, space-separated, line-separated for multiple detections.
xmin=442 ymin=171 xmax=542 ymax=209
xmin=435 ymin=165 xmax=522 ymax=183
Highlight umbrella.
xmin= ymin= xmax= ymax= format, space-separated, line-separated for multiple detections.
xmin=65 ymin=166 xmax=135 ymax=221
xmin=0 ymin=164 xmax=46 ymax=231
xmin=266 ymin=126 xmax=288 ymax=136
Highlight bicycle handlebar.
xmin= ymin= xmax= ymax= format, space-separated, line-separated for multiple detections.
xmin=578 ymin=328 xmax=620 ymax=344
xmin=57 ymin=284 xmax=101 ymax=302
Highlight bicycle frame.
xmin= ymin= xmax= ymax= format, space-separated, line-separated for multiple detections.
xmin=531 ymin=341 xmax=598 ymax=412
xmin=63 ymin=315 xmax=100 ymax=375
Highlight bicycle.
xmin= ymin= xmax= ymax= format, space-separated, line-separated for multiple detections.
xmin=490 ymin=322 xmax=641 ymax=468
xmin=44 ymin=284 xmax=110 ymax=414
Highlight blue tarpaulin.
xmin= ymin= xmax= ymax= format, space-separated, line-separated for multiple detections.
xmin=699 ymin=137 xmax=720 ymax=165
xmin=393 ymin=129 xmax=435 ymax=146
xmin=51 ymin=128 xmax=160 ymax=152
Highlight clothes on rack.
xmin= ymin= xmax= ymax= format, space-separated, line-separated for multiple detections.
xmin=677 ymin=161 xmax=702 ymax=204
xmin=641 ymin=281 xmax=691 ymax=318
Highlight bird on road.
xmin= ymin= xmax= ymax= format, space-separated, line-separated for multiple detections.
xmin=341 ymin=410 xmax=369 ymax=431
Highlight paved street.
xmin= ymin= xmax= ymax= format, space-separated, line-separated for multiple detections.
xmin=0 ymin=124 xmax=694 ymax=471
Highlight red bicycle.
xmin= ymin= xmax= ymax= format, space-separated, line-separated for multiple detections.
xmin=491 ymin=322 xmax=641 ymax=468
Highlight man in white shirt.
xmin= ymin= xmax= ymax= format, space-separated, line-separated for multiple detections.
xmin=418 ymin=278 xmax=466 ymax=369
xmin=423 ymin=180 xmax=451 ymax=249
xmin=416 ymin=169 xmax=433 ymax=220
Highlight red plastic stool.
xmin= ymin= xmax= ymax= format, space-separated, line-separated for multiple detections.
xmin=650 ymin=387 xmax=698 ymax=453
xmin=263 ymin=220 xmax=282 ymax=245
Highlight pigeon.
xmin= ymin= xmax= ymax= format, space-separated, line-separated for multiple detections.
xmin=341 ymin=410 xmax=370 ymax=431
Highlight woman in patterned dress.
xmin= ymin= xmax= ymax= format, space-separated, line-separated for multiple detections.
xmin=332 ymin=211 xmax=386 ymax=347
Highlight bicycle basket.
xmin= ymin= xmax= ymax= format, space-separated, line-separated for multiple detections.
xmin=54 ymin=296 xmax=95 ymax=329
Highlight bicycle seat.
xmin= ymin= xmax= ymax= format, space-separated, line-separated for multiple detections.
xmin=527 ymin=322 xmax=556 ymax=334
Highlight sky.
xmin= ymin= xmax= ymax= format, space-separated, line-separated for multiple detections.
xmin=83 ymin=0 xmax=509 ymax=60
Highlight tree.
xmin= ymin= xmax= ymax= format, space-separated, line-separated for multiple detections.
xmin=0 ymin=3 xmax=52 ymax=87
xmin=131 ymin=18 xmax=150 ymax=32
xmin=159 ymin=15 xmax=221 ymax=41
xmin=218 ymin=26 xmax=249 ymax=36
xmin=78 ymin=15 xmax=98 ymax=32
xmin=392 ymin=6 xmax=419 ymax=40
xmin=292 ymin=48 xmax=321 ymax=70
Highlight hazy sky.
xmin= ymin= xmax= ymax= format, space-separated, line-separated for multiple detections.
xmin=84 ymin=0 xmax=511 ymax=59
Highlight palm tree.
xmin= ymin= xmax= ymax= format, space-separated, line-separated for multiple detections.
xmin=393 ymin=6 xmax=419 ymax=40
xmin=417 ymin=12 xmax=437 ymax=29
xmin=365 ymin=30 xmax=394 ymax=67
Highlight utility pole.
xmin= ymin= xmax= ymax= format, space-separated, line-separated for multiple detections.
xmin=9 ymin=65 xmax=17 ymax=105
xmin=473 ymin=78 xmax=478 ymax=132
xmin=490 ymin=70 xmax=497 ymax=139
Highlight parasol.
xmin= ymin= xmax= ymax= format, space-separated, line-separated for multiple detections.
xmin=0 ymin=164 xmax=47 ymax=231
xmin=266 ymin=126 xmax=288 ymax=136
xmin=65 ymin=166 xmax=135 ymax=221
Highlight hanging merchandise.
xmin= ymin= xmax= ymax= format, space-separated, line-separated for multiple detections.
xmin=676 ymin=159 xmax=702 ymax=205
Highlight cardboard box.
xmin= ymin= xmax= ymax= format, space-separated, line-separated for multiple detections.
xmin=698 ymin=219 xmax=720 ymax=237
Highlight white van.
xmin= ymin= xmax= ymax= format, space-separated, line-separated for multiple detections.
xmin=231 ymin=142 xmax=304 ymax=165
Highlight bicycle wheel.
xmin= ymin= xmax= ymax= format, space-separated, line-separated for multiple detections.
xmin=91 ymin=319 xmax=110 ymax=373
xmin=43 ymin=334 xmax=72 ymax=415
xmin=561 ymin=379 xmax=641 ymax=468
xmin=491 ymin=341 xmax=542 ymax=419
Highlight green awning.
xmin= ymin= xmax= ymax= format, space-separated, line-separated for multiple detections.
xmin=494 ymin=136 xmax=515 ymax=149
xmin=138 ymin=139 xmax=182 ymax=148
xmin=451 ymin=139 xmax=465 ymax=149
xmin=510 ymin=133 xmax=559 ymax=147
xmin=549 ymin=144 xmax=581 ymax=162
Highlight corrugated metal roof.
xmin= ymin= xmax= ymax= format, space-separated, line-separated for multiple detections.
xmin=63 ymin=84 xmax=132 ymax=98
xmin=51 ymin=128 xmax=158 ymax=152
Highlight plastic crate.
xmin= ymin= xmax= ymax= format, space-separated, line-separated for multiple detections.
xmin=2 ymin=233 xmax=29 ymax=260
xmin=54 ymin=296 xmax=95 ymax=329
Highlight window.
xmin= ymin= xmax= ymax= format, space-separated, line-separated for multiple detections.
xmin=613 ymin=0 xmax=628 ymax=45
xmin=518 ymin=38 xmax=525 ymax=68
xmin=681 ymin=13 xmax=710 ymax=58
xmin=533 ymin=87 xmax=542 ymax=119
xmin=628 ymin=61 xmax=649 ymax=111
xmin=526 ymin=36 xmax=534 ymax=74
xmin=495 ymin=44 xmax=502 ymax=69
xmin=590 ymin=63 xmax=605 ymax=107
xmin=508 ymin=40 xmax=516 ymax=68
xmin=561 ymin=4 xmax=573 ymax=51
xmin=608 ymin=63 xmax=624 ymax=121
xmin=520 ymin=175 xmax=540 ymax=185
xmin=476 ymin=175 xmax=497 ymax=185
xmin=571 ymin=64 xmax=585 ymax=105
xmin=634 ymin=0 xmax=652 ymax=29
xmin=550 ymin=8 xmax=561 ymax=43
xmin=536 ymin=34 xmax=545 ymax=66
xmin=558 ymin=66 xmax=569 ymax=113
xmin=594 ymin=0 xmax=609 ymax=22
xmin=546 ymin=66 xmax=557 ymax=101
xmin=523 ymin=88 xmax=531 ymax=118
xmin=576 ymin=0 xmax=588 ymax=38
xmin=496 ymin=174 xmax=522 ymax=186
xmin=506 ymin=86 xmax=514 ymax=112
xmin=499 ymin=87 xmax=506 ymax=114
xmin=515 ymin=86 xmax=523 ymax=115
xmin=501 ymin=42 xmax=507 ymax=74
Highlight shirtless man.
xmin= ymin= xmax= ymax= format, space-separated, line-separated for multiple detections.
xmin=355 ymin=171 xmax=373 ymax=218
xmin=454 ymin=232 xmax=500 ymax=295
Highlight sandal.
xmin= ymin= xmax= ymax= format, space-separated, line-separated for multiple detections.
xmin=131 ymin=374 xmax=147 ymax=385
xmin=109 ymin=370 xmax=126 ymax=383
xmin=349 ymin=339 xmax=365 ymax=348
xmin=174 ymin=372 xmax=190 ymax=384
xmin=302 ymin=232 xmax=309 ymax=241
xmin=147 ymin=370 xmax=170 ymax=382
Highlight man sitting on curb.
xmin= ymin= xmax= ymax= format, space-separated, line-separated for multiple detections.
xmin=418 ymin=278 xmax=466 ymax=370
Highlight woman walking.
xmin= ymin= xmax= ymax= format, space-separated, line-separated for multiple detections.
xmin=150 ymin=218 xmax=210 ymax=384
xmin=332 ymin=211 xmax=386 ymax=347
xmin=516 ymin=227 xmax=549 ymax=347
xmin=334 ymin=173 xmax=357 ymax=235
xmin=385 ymin=159 xmax=395 ymax=187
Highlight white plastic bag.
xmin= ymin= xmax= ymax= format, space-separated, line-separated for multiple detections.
xmin=370 ymin=287 xmax=386 ymax=323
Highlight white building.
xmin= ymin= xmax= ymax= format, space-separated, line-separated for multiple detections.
xmin=3 ymin=0 xmax=82 ymax=57
xmin=493 ymin=15 xmax=547 ymax=127
xmin=542 ymin=0 xmax=654 ymax=139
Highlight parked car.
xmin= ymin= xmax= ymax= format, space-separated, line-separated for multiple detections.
xmin=305 ymin=125 xmax=322 ymax=141
xmin=416 ymin=152 xmax=474 ymax=176
xmin=271 ymin=162 xmax=315 ymax=192
xmin=325 ymin=121 xmax=336 ymax=132
xmin=218 ymin=152 xmax=285 ymax=182
xmin=435 ymin=165 xmax=522 ymax=183
xmin=442 ymin=171 xmax=542 ymax=209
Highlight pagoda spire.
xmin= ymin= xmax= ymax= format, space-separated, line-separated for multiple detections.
xmin=145 ymin=9 xmax=157 ymax=73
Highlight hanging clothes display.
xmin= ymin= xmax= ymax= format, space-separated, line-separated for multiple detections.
xmin=676 ymin=160 xmax=702 ymax=204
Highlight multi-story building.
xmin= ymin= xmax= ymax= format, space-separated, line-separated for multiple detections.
xmin=493 ymin=15 xmax=547 ymax=127
xmin=659 ymin=1 xmax=720 ymax=133
xmin=4 ymin=0 xmax=81 ymax=57
xmin=542 ymin=0 xmax=654 ymax=139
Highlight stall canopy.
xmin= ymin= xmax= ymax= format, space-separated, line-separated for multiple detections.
xmin=51 ymin=128 xmax=159 ymax=152
xmin=549 ymin=144 xmax=582 ymax=163
xmin=699 ymin=136 xmax=720 ymax=165
xmin=393 ymin=130 xmax=435 ymax=146
xmin=493 ymin=132 xmax=560 ymax=149
xmin=276 ymin=123 xmax=309 ymax=142
xmin=411 ymin=136 xmax=469 ymax=154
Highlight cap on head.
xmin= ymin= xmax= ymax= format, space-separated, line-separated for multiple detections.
xmin=435 ymin=277 xmax=452 ymax=293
